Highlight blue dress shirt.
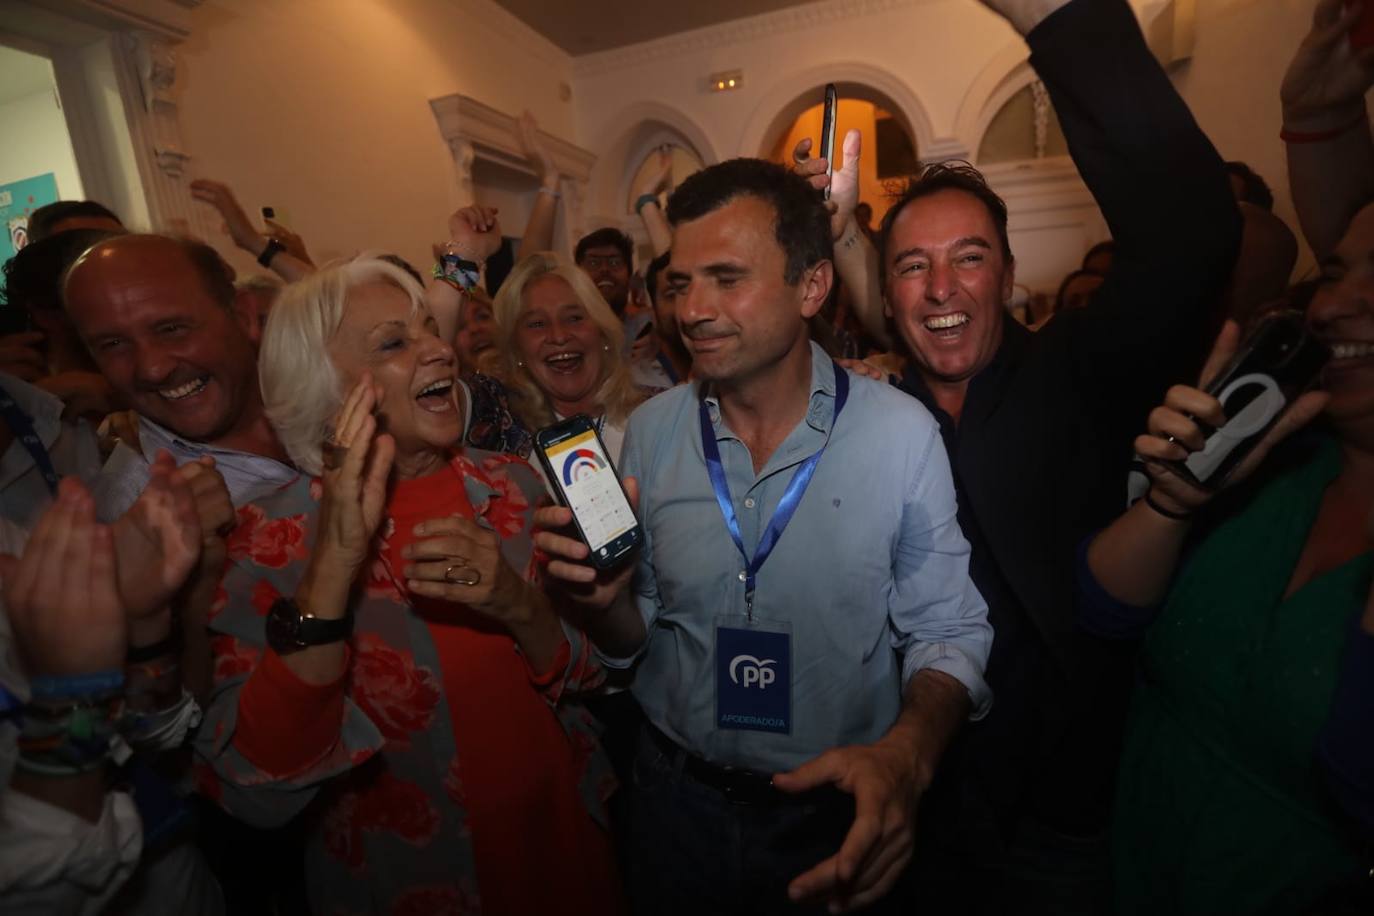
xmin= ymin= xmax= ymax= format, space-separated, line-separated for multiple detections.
xmin=612 ymin=342 xmax=992 ymax=772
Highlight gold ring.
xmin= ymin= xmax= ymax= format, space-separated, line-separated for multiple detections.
xmin=443 ymin=565 xmax=481 ymax=587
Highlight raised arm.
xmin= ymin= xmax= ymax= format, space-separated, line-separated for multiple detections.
xmin=633 ymin=146 xmax=675 ymax=257
xmin=792 ymin=129 xmax=891 ymax=348
xmin=427 ymin=206 xmax=502 ymax=344
xmin=997 ymin=0 xmax=1240 ymax=395
xmin=1280 ymin=0 xmax=1374 ymax=260
xmin=515 ymin=112 xmax=563 ymax=260
xmin=189 ymin=179 xmax=314 ymax=281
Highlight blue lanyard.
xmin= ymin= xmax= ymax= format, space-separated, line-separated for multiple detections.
xmin=698 ymin=364 xmax=849 ymax=617
xmin=0 ymin=384 xmax=59 ymax=496
xmin=655 ymin=352 xmax=681 ymax=385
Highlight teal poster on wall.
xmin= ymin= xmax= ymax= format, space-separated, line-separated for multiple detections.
xmin=0 ymin=173 xmax=61 ymax=263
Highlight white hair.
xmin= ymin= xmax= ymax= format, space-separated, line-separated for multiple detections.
xmin=259 ymin=254 xmax=424 ymax=476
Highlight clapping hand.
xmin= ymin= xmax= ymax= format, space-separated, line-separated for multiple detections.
xmin=1134 ymin=321 xmax=1330 ymax=516
xmin=112 ymin=450 xmax=203 ymax=632
xmin=0 ymin=479 xmax=125 ymax=676
xmin=402 ymin=515 xmax=529 ymax=622
xmin=793 ymin=129 xmax=862 ymax=241
xmin=313 ymin=374 xmax=395 ymax=578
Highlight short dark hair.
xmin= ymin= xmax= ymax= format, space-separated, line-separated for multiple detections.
xmin=28 ymin=200 xmax=122 ymax=243
xmin=645 ymin=249 xmax=671 ymax=303
xmin=1225 ymin=161 xmax=1274 ymax=211
xmin=666 ymin=158 xmax=831 ymax=285
xmin=574 ymin=228 xmax=633 ymax=266
xmin=879 ymin=161 xmax=1012 ymax=273
xmin=2 ymin=229 xmax=120 ymax=316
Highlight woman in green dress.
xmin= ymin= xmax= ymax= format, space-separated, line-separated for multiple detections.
xmin=1078 ymin=202 xmax=1374 ymax=914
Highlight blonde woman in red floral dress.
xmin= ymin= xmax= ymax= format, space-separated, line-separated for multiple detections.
xmin=192 ymin=256 xmax=623 ymax=915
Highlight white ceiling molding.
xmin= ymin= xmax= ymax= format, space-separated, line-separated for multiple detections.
xmin=572 ymin=0 xmax=929 ymax=77
xmin=430 ymin=93 xmax=597 ymax=238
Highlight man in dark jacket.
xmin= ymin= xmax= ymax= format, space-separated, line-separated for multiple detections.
xmin=864 ymin=0 xmax=1241 ymax=910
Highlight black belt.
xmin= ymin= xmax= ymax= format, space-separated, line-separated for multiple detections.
xmin=645 ymin=723 xmax=842 ymax=809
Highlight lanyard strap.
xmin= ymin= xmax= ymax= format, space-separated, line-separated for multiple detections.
xmin=699 ymin=364 xmax=849 ymax=616
xmin=655 ymin=352 xmax=681 ymax=385
xmin=0 ymin=384 xmax=59 ymax=496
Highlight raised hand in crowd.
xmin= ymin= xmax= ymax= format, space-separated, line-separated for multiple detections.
xmin=516 ymin=111 xmax=562 ymax=258
xmin=634 ymin=144 xmax=675 ymax=256
xmin=1086 ymin=320 xmax=1329 ymax=608
xmin=792 ymin=129 xmax=890 ymax=348
xmin=188 ymin=178 xmax=314 ymax=280
xmin=428 ymin=205 xmax=503 ymax=343
xmin=1281 ymin=0 xmax=1374 ymax=258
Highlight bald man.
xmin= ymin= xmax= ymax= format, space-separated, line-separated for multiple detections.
xmin=63 ymin=234 xmax=294 ymax=519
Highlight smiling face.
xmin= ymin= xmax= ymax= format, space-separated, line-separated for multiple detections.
xmin=1310 ymin=200 xmax=1374 ymax=427
xmin=667 ymin=194 xmax=822 ymax=385
xmin=513 ymin=274 xmax=607 ymax=416
xmin=327 ymin=280 xmax=461 ymax=464
xmin=65 ymin=236 xmax=261 ymax=445
xmin=577 ymin=245 xmax=630 ymax=314
xmin=883 ymin=188 xmax=1014 ymax=388
xmin=453 ymin=289 xmax=496 ymax=372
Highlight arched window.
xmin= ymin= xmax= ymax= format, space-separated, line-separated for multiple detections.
xmin=976 ymin=81 xmax=1069 ymax=165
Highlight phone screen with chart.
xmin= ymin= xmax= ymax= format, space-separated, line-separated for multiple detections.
xmin=540 ymin=425 xmax=639 ymax=563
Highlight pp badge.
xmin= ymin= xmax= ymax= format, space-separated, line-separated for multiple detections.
xmin=715 ymin=625 xmax=791 ymax=734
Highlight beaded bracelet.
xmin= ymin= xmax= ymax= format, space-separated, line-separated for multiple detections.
xmin=17 ymin=692 xmax=125 ymax=774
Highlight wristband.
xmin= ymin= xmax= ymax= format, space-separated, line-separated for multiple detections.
xmin=31 ymin=671 xmax=125 ymax=702
xmin=17 ymin=692 xmax=125 ymax=774
xmin=434 ymin=252 xmax=481 ymax=292
xmin=1279 ymin=112 xmax=1366 ymax=144
xmin=1143 ymin=491 xmax=1192 ymax=522
xmin=634 ymin=193 xmax=661 ymax=214
xmin=257 ymin=237 xmax=286 ymax=267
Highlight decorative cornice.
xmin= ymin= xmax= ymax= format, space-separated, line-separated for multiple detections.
xmin=572 ymin=0 xmax=929 ymax=77
xmin=430 ymin=94 xmax=596 ymax=183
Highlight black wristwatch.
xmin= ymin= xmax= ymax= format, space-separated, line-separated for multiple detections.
xmin=265 ymin=596 xmax=353 ymax=655
xmin=257 ymin=237 xmax=286 ymax=268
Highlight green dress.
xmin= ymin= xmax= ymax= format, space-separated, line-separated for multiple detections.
xmin=1113 ymin=437 xmax=1371 ymax=914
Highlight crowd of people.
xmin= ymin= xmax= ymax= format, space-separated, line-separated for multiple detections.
xmin=0 ymin=0 xmax=1370 ymax=913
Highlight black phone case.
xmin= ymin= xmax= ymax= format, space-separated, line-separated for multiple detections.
xmin=534 ymin=415 xmax=642 ymax=570
xmin=820 ymin=84 xmax=838 ymax=201
xmin=1172 ymin=311 xmax=1330 ymax=489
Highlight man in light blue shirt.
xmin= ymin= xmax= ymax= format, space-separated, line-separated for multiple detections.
xmin=538 ymin=158 xmax=990 ymax=914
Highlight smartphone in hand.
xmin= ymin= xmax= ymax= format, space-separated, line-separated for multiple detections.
xmin=535 ymin=415 xmax=642 ymax=569
xmin=1170 ymin=311 xmax=1330 ymax=489
xmin=820 ymin=84 xmax=838 ymax=201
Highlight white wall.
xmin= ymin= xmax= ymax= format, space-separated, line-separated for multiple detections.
xmin=0 ymin=87 xmax=84 ymax=198
xmin=177 ymin=0 xmax=575 ymax=276
xmin=569 ymin=0 xmax=1324 ymax=285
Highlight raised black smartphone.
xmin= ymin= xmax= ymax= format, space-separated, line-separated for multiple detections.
xmin=534 ymin=415 xmax=641 ymax=569
xmin=1171 ymin=311 xmax=1330 ymax=489
xmin=819 ymin=83 xmax=838 ymax=201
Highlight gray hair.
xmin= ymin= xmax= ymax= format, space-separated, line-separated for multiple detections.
xmin=259 ymin=254 xmax=424 ymax=476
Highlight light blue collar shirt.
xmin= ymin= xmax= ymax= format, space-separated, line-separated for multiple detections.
xmin=613 ymin=341 xmax=992 ymax=772
xmin=92 ymin=415 xmax=298 ymax=522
